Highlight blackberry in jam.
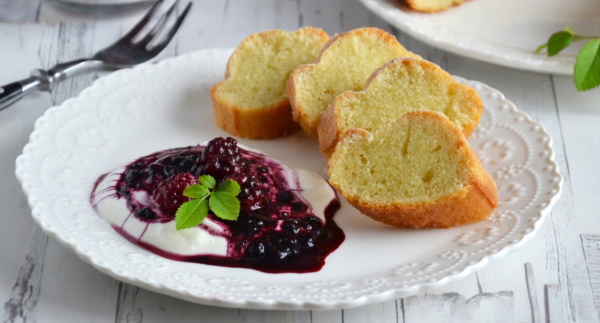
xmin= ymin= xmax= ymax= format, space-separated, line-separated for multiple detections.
xmin=152 ymin=172 xmax=199 ymax=215
xmin=201 ymin=137 xmax=245 ymax=179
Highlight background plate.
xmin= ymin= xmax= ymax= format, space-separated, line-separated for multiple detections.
xmin=360 ymin=0 xmax=600 ymax=75
xmin=16 ymin=49 xmax=562 ymax=310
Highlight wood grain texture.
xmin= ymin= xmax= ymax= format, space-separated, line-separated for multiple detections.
xmin=343 ymin=300 xmax=398 ymax=323
xmin=546 ymin=284 xmax=571 ymax=323
xmin=582 ymin=235 xmax=600 ymax=320
xmin=402 ymin=292 xmax=515 ymax=322
xmin=2 ymin=228 xmax=48 ymax=323
xmin=526 ymin=262 xmax=542 ymax=323
xmin=0 ymin=23 xmax=51 ymax=323
xmin=552 ymin=75 xmax=600 ymax=235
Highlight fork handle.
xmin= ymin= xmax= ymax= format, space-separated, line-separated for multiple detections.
xmin=0 ymin=59 xmax=102 ymax=112
xmin=0 ymin=75 xmax=44 ymax=112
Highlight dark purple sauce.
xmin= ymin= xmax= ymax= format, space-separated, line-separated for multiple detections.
xmin=91 ymin=138 xmax=344 ymax=273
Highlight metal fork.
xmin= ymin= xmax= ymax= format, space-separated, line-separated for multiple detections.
xmin=0 ymin=0 xmax=192 ymax=111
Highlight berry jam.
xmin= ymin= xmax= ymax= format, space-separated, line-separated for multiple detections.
xmin=91 ymin=138 xmax=344 ymax=273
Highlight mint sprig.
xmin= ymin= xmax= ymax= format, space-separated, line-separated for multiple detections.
xmin=175 ymin=175 xmax=241 ymax=230
xmin=536 ymin=26 xmax=600 ymax=91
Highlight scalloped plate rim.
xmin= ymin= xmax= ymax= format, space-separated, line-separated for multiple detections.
xmin=15 ymin=48 xmax=563 ymax=310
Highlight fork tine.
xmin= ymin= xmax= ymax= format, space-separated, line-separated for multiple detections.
xmin=136 ymin=0 xmax=179 ymax=47
xmin=119 ymin=0 xmax=163 ymax=42
xmin=148 ymin=2 xmax=192 ymax=53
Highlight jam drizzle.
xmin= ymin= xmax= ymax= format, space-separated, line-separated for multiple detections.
xmin=91 ymin=138 xmax=344 ymax=273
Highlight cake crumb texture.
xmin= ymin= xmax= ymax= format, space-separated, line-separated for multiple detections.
xmin=287 ymin=27 xmax=420 ymax=136
xmin=211 ymin=27 xmax=329 ymax=139
xmin=318 ymin=57 xmax=483 ymax=155
xmin=328 ymin=110 xmax=498 ymax=228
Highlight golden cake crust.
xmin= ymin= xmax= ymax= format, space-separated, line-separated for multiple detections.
xmin=211 ymin=27 xmax=329 ymax=139
xmin=345 ymin=161 xmax=497 ymax=228
xmin=211 ymin=93 xmax=300 ymax=139
xmin=327 ymin=110 xmax=498 ymax=229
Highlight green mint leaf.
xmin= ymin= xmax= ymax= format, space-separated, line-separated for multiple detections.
xmin=574 ymin=39 xmax=600 ymax=91
xmin=183 ymin=184 xmax=209 ymax=198
xmin=175 ymin=197 xmax=209 ymax=230
xmin=547 ymin=31 xmax=573 ymax=56
xmin=217 ymin=179 xmax=241 ymax=196
xmin=199 ymin=174 xmax=216 ymax=189
xmin=209 ymin=191 xmax=240 ymax=221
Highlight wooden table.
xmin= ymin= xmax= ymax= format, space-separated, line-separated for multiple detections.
xmin=1 ymin=1 xmax=599 ymax=322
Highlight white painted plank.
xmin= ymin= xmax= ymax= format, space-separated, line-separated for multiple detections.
xmin=237 ymin=309 xmax=312 ymax=322
xmin=545 ymin=284 xmax=572 ymax=323
xmin=454 ymin=242 xmax=550 ymax=322
xmin=552 ymin=75 xmax=600 ymax=235
xmin=467 ymin=291 xmax=515 ymax=322
xmin=403 ymin=292 xmax=516 ymax=322
xmin=338 ymin=0 xmax=390 ymax=31
xmin=114 ymin=284 xmax=243 ymax=323
xmin=297 ymin=0 xmax=343 ymax=35
xmin=298 ymin=0 xmax=391 ymax=35
xmin=343 ymin=300 xmax=398 ymax=323
xmin=175 ymin=0 xmax=232 ymax=52
xmin=525 ymin=262 xmax=542 ymax=323
xmin=2 ymin=228 xmax=48 ymax=323
xmin=0 ymin=23 xmax=52 ymax=323
xmin=36 ymin=242 xmax=120 ymax=322
xmin=403 ymin=293 xmax=470 ymax=322
xmin=36 ymin=0 xmax=152 ymax=23
xmin=273 ymin=0 xmax=301 ymax=30
xmin=311 ymin=309 xmax=343 ymax=323
xmin=582 ymin=235 xmax=600 ymax=319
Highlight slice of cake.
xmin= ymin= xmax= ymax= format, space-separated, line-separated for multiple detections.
xmin=400 ymin=0 xmax=467 ymax=12
xmin=327 ymin=110 xmax=498 ymax=229
xmin=318 ymin=58 xmax=483 ymax=156
xmin=211 ymin=27 xmax=329 ymax=139
xmin=286 ymin=27 xmax=420 ymax=137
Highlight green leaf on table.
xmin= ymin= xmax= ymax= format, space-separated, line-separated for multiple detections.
xmin=216 ymin=179 xmax=241 ymax=196
xmin=199 ymin=174 xmax=216 ymax=189
xmin=547 ymin=31 xmax=573 ymax=56
xmin=183 ymin=184 xmax=209 ymax=198
xmin=209 ymin=191 xmax=240 ymax=221
xmin=175 ymin=197 xmax=209 ymax=230
xmin=574 ymin=39 xmax=600 ymax=91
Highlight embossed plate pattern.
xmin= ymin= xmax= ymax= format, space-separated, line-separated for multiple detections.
xmin=16 ymin=49 xmax=562 ymax=310
xmin=360 ymin=0 xmax=600 ymax=75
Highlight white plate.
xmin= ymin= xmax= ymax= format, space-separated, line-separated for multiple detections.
xmin=360 ymin=0 xmax=600 ymax=75
xmin=16 ymin=49 xmax=562 ymax=310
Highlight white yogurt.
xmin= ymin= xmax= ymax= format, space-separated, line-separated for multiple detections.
xmin=92 ymin=160 xmax=335 ymax=257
